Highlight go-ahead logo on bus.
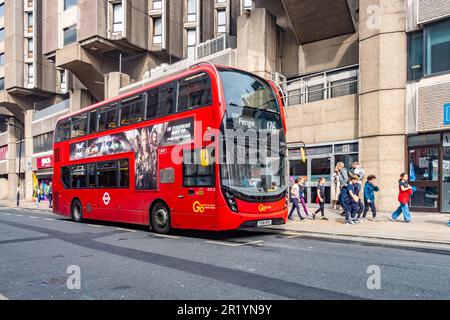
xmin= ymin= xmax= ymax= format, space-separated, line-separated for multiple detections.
xmin=192 ymin=201 xmax=215 ymax=213
xmin=103 ymin=192 xmax=111 ymax=205
xmin=258 ymin=204 xmax=272 ymax=212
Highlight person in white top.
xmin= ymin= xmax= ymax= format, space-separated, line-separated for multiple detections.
xmin=288 ymin=178 xmax=306 ymax=222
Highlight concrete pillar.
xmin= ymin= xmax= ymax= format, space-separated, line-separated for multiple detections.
xmin=237 ymin=8 xmax=277 ymax=79
xmin=0 ymin=177 xmax=8 ymax=200
xmin=359 ymin=0 xmax=407 ymax=212
xmin=104 ymin=72 xmax=131 ymax=99
xmin=70 ymin=89 xmax=94 ymax=112
xmin=24 ymin=110 xmax=34 ymax=201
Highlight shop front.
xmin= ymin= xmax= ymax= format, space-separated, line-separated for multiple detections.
xmin=407 ymin=133 xmax=450 ymax=213
xmin=33 ymin=154 xmax=54 ymax=201
xmin=288 ymin=141 xmax=359 ymax=206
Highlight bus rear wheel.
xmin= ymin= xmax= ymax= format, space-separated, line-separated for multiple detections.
xmin=71 ymin=199 xmax=83 ymax=223
xmin=150 ymin=202 xmax=171 ymax=234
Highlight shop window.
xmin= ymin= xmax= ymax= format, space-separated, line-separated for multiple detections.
xmin=410 ymin=186 xmax=438 ymax=208
xmin=178 ymin=73 xmax=212 ymax=112
xmin=97 ymin=161 xmax=118 ymax=188
xmin=409 ymin=147 xmax=439 ymax=182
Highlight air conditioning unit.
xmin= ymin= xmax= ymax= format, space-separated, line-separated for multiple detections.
xmin=271 ymin=72 xmax=287 ymax=85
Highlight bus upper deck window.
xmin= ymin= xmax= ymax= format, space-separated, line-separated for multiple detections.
xmin=98 ymin=104 xmax=118 ymax=131
xmin=56 ymin=119 xmax=71 ymax=142
xmin=71 ymin=113 xmax=87 ymax=138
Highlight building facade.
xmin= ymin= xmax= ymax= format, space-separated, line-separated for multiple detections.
xmin=0 ymin=0 xmax=448 ymax=214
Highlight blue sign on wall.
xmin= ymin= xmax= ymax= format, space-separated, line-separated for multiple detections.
xmin=445 ymin=103 xmax=450 ymax=125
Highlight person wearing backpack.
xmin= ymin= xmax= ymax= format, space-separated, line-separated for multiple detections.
xmin=391 ymin=173 xmax=413 ymax=223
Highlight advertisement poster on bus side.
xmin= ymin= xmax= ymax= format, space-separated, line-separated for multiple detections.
xmin=69 ymin=117 xmax=194 ymax=190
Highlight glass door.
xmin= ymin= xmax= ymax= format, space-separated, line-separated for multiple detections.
xmin=306 ymin=156 xmax=331 ymax=205
xmin=442 ymin=146 xmax=450 ymax=212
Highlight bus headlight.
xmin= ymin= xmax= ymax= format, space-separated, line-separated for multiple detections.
xmin=225 ymin=191 xmax=238 ymax=213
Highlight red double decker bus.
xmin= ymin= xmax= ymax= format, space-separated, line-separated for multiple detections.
xmin=52 ymin=63 xmax=288 ymax=233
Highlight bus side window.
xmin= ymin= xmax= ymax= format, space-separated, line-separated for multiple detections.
xmin=121 ymin=95 xmax=143 ymax=126
xmin=178 ymin=73 xmax=212 ymax=112
xmin=88 ymin=110 xmax=98 ymax=134
xmin=55 ymin=119 xmax=71 ymax=142
xmin=97 ymin=161 xmax=118 ymax=188
xmin=61 ymin=167 xmax=71 ymax=188
xmin=146 ymin=88 xmax=158 ymax=120
xmin=87 ymin=164 xmax=96 ymax=188
xmin=118 ymin=159 xmax=129 ymax=188
xmin=157 ymin=81 xmax=177 ymax=116
xmin=71 ymin=165 xmax=87 ymax=188
xmin=99 ymin=104 xmax=118 ymax=131
xmin=71 ymin=113 xmax=87 ymax=138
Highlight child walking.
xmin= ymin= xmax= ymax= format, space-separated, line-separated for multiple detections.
xmin=344 ymin=175 xmax=361 ymax=225
xmin=363 ymin=175 xmax=379 ymax=221
xmin=314 ymin=177 xmax=328 ymax=220
xmin=391 ymin=173 xmax=413 ymax=223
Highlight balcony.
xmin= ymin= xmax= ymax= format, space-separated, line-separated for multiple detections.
xmin=283 ymin=65 xmax=359 ymax=107
xmin=33 ymin=99 xmax=70 ymax=122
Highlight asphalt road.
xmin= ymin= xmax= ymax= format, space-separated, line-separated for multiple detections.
xmin=0 ymin=205 xmax=449 ymax=300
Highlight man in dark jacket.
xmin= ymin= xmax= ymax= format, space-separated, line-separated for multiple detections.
xmin=363 ymin=175 xmax=380 ymax=220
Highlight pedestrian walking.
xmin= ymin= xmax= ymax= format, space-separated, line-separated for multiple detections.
xmin=331 ymin=166 xmax=341 ymax=210
xmin=336 ymin=162 xmax=349 ymax=216
xmin=288 ymin=178 xmax=306 ymax=222
xmin=363 ymin=175 xmax=379 ymax=220
xmin=314 ymin=177 xmax=328 ymax=220
xmin=344 ymin=175 xmax=361 ymax=225
xmin=46 ymin=182 xmax=53 ymax=209
xmin=354 ymin=174 xmax=365 ymax=222
xmin=298 ymin=177 xmax=311 ymax=218
xmin=35 ymin=186 xmax=41 ymax=208
xmin=391 ymin=173 xmax=413 ymax=223
xmin=349 ymin=161 xmax=365 ymax=183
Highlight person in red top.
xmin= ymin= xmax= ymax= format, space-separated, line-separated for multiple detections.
xmin=390 ymin=173 xmax=413 ymax=223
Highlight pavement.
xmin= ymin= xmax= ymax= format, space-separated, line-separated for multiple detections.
xmin=1 ymin=200 xmax=449 ymax=247
xmin=1 ymin=205 xmax=449 ymax=299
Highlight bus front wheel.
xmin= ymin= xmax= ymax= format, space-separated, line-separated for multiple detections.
xmin=71 ymin=199 xmax=83 ymax=223
xmin=150 ymin=202 xmax=171 ymax=234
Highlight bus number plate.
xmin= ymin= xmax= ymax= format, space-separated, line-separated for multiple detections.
xmin=257 ymin=219 xmax=272 ymax=227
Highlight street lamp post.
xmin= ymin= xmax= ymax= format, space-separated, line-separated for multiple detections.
xmin=7 ymin=121 xmax=23 ymax=207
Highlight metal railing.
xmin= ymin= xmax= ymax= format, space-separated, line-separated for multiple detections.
xmin=33 ymin=99 xmax=70 ymax=121
xmin=278 ymin=65 xmax=359 ymax=107
xmin=196 ymin=34 xmax=237 ymax=60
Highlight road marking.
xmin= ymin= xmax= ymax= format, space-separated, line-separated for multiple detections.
xmin=0 ymin=294 xmax=8 ymax=300
xmin=86 ymin=224 xmax=102 ymax=228
xmin=205 ymin=240 xmax=264 ymax=247
xmin=15 ymin=214 xmax=23 ymax=217
xmin=29 ymin=216 xmax=39 ymax=219
xmin=153 ymin=233 xmax=180 ymax=239
xmin=44 ymin=218 xmax=56 ymax=221
xmin=3 ymin=213 xmax=11 ymax=216
xmin=63 ymin=220 xmax=75 ymax=224
xmin=116 ymin=228 xmax=137 ymax=233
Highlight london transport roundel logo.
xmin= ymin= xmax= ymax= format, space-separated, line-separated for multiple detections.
xmin=103 ymin=192 xmax=111 ymax=205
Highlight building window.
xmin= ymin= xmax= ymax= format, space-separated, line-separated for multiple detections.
xmin=0 ymin=53 xmax=4 ymax=66
xmin=187 ymin=29 xmax=196 ymax=58
xmin=59 ymin=69 xmax=67 ymax=91
xmin=0 ymin=3 xmax=4 ymax=18
xmin=63 ymin=25 xmax=77 ymax=46
xmin=426 ymin=19 xmax=450 ymax=76
xmin=33 ymin=132 xmax=54 ymax=154
xmin=153 ymin=17 xmax=162 ymax=44
xmin=112 ymin=2 xmax=123 ymax=33
xmin=0 ymin=28 xmax=4 ymax=42
xmin=27 ymin=0 xmax=33 ymax=8
xmin=187 ymin=0 xmax=196 ymax=22
xmin=26 ymin=63 xmax=34 ymax=85
xmin=407 ymin=31 xmax=424 ymax=81
xmin=242 ymin=0 xmax=252 ymax=10
xmin=64 ymin=0 xmax=77 ymax=11
xmin=0 ymin=77 xmax=4 ymax=90
xmin=217 ymin=10 xmax=226 ymax=34
xmin=27 ymin=12 xmax=34 ymax=33
xmin=27 ymin=38 xmax=34 ymax=58
xmin=153 ymin=0 xmax=162 ymax=10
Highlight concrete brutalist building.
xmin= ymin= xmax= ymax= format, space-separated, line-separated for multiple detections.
xmin=0 ymin=0 xmax=449 ymax=214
